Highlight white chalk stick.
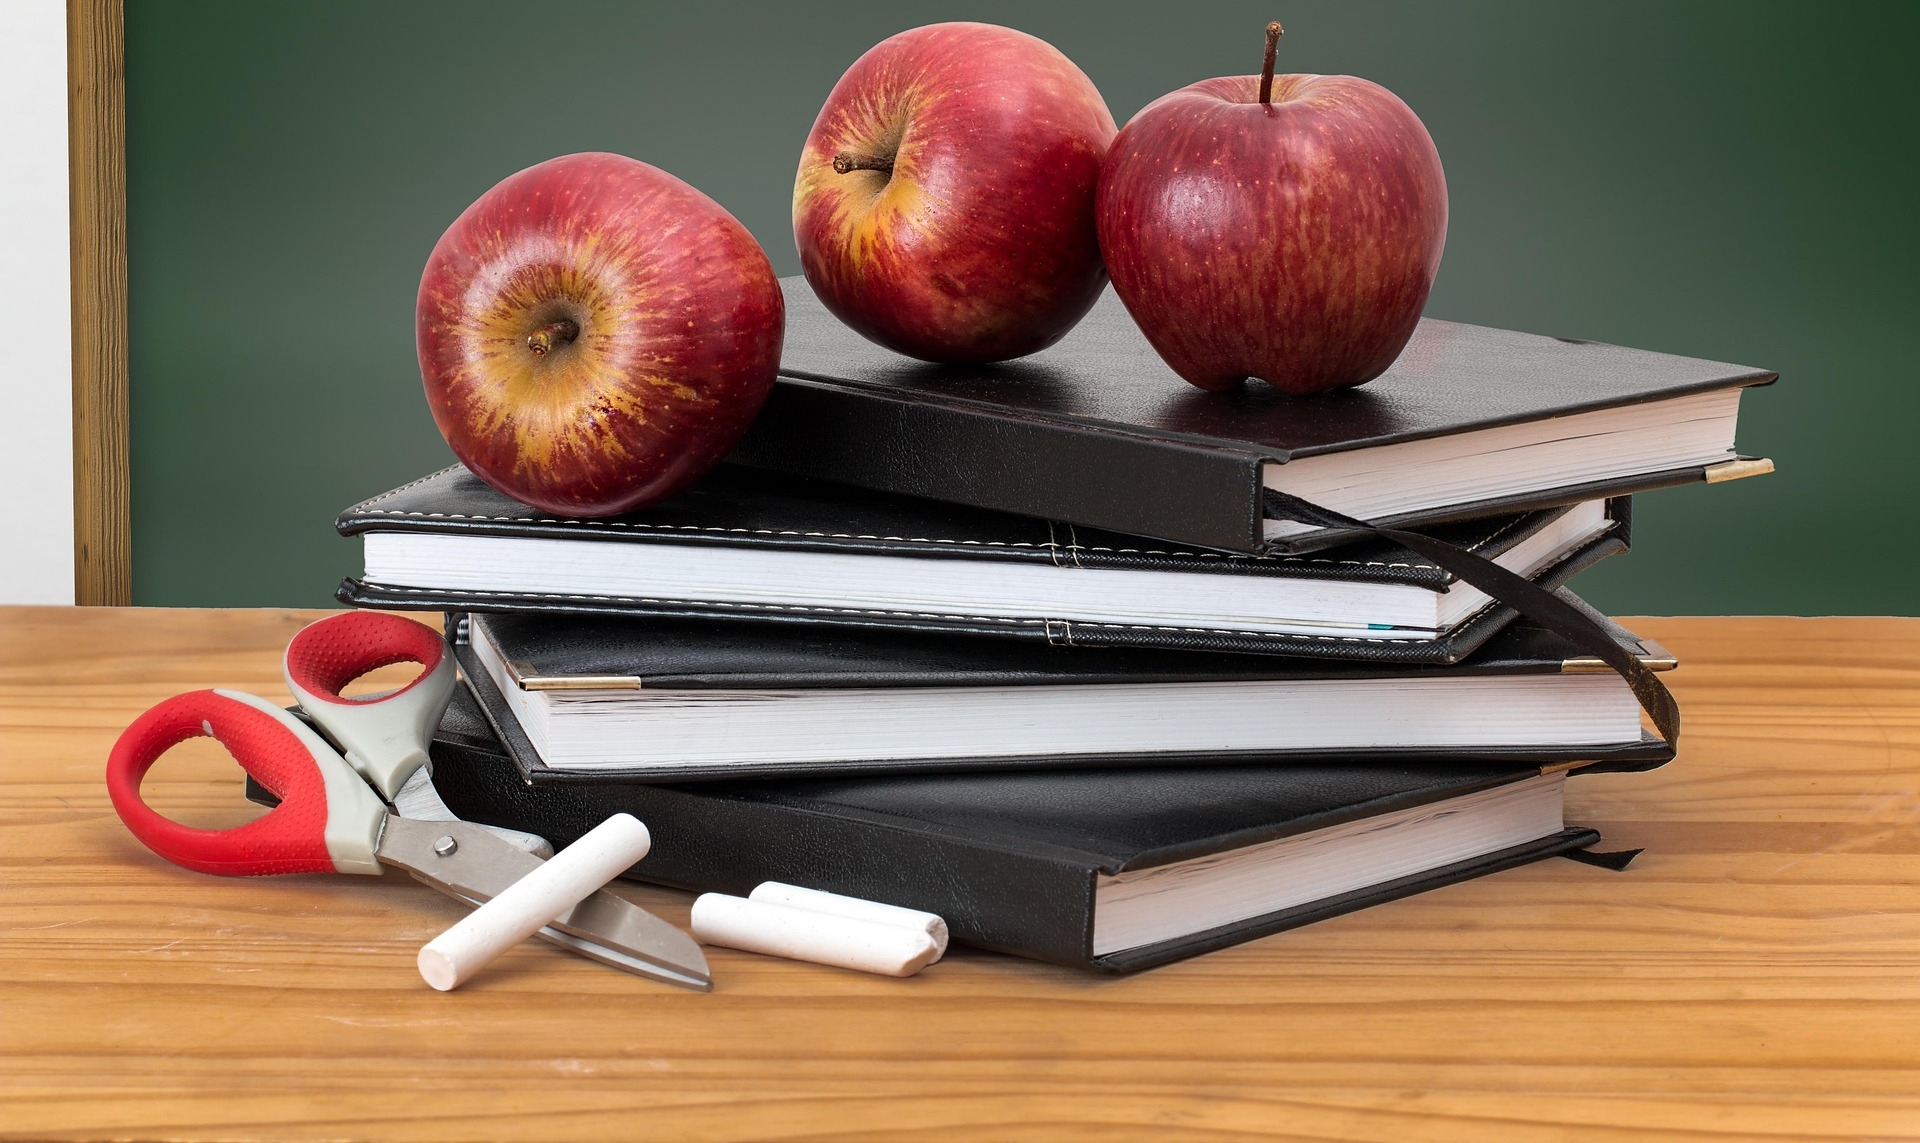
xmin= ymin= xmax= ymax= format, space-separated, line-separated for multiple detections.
xmin=418 ymin=813 xmax=651 ymax=991
xmin=691 ymin=893 xmax=940 ymax=978
xmin=748 ymin=882 xmax=948 ymax=959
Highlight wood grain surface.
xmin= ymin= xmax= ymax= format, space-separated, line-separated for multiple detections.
xmin=3 ymin=608 xmax=1918 ymax=1141
xmin=66 ymin=0 xmax=131 ymax=607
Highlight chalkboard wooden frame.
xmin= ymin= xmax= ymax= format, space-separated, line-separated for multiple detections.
xmin=67 ymin=0 xmax=129 ymax=606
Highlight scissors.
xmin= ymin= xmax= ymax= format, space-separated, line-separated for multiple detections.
xmin=105 ymin=610 xmax=712 ymax=992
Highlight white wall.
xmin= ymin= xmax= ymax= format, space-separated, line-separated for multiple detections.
xmin=0 ymin=0 xmax=75 ymax=604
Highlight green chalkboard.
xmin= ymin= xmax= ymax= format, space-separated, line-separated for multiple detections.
xmin=127 ymin=0 xmax=1919 ymax=614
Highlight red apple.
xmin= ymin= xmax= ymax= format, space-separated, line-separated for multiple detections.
xmin=1096 ymin=24 xmax=1447 ymax=394
xmin=793 ymin=22 xmax=1116 ymax=363
xmin=418 ymin=152 xmax=783 ymax=516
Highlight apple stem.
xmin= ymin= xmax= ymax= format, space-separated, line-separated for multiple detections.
xmin=527 ymin=319 xmax=580 ymax=357
xmin=832 ymin=152 xmax=894 ymax=175
xmin=1259 ymin=21 xmax=1284 ymax=105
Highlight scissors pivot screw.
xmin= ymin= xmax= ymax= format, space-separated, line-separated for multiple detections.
xmin=433 ymin=835 xmax=459 ymax=857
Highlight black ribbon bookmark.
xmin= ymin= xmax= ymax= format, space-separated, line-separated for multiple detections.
xmin=1262 ymin=490 xmax=1680 ymax=748
xmin=1561 ymin=845 xmax=1645 ymax=871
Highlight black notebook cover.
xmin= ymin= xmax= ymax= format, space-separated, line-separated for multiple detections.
xmin=337 ymin=463 xmax=1629 ymax=666
xmin=729 ymin=276 xmax=1773 ymax=554
xmin=465 ymin=603 xmax=1677 ymax=691
xmin=412 ymin=684 xmax=1608 ymax=972
xmin=450 ymin=594 xmax=1675 ymax=783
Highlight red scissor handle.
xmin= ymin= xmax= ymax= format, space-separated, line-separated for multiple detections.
xmin=284 ymin=610 xmax=447 ymax=706
xmin=282 ymin=612 xmax=456 ymax=802
xmin=105 ymin=689 xmax=386 ymax=877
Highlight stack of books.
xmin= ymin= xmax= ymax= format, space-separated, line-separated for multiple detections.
xmin=336 ymin=279 xmax=1772 ymax=972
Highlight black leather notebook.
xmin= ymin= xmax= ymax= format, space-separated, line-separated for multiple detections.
xmin=409 ymin=684 xmax=1619 ymax=973
xmin=449 ymin=602 xmax=1675 ymax=781
xmin=730 ymin=277 xmax=1774 ymax=554
xmin=338 ymin=463 xmax=1629 ymax=665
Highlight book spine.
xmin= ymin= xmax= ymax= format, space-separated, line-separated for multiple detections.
xmin=426 ymin=736 xmax=1102 ymax=968
xmin=729 ymin=376 xmax=1271 ymax=554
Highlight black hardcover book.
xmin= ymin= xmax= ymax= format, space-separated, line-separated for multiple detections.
xmin=337 ymin=462 xmax=1629 ymax=665
xmin=450 ymin=600 xmax=1675 ymax=782
xmin=410 ymin=684 xmax=1619 ymax=972
xmin=729 ymin=277 xmax=1774 ymax=554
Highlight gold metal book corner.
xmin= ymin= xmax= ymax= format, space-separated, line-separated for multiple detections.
xmin=1562 ymin=654 xmax=1679 ymax=674
xmin=1704 ymin=457 xmax=1774 ymax=484
xmin=510 ymin=656 xmax=645 ymax=691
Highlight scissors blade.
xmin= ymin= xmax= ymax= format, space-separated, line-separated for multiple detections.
xmin=391 ymin=767 xmax=554 ymax=859
xmin=376 ymin=815 xmax=712 ymax=992
xmin=436 ymin=885 xmax=714 ymax=992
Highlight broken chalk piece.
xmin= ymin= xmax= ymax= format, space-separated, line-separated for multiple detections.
xmin=417 ymin=813 xmax=651 ymax=991
xmin=748 ymin=881 xmax=949 ymax=960
xmin=691 ymin=893 xmax=941 ymax=978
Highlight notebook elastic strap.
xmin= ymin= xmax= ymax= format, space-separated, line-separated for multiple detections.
xmin=1261 ymin=491 xmax=1679 ymax=747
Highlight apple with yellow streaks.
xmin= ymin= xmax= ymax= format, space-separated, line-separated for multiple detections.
xmin=417 ymin=152 xmax=783 ymax=516
xmin=793 ymin=22 xmax=1116 ymax=363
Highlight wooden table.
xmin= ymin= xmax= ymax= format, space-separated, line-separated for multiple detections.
xmin=4 ymin=608 xmax=1918 ymax=1141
